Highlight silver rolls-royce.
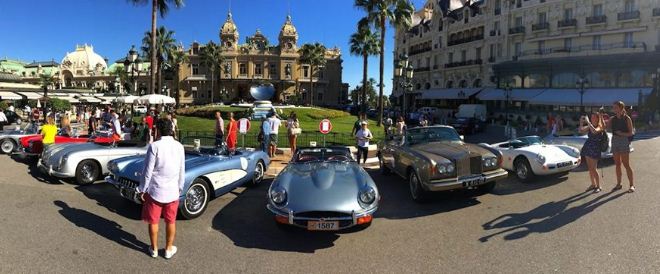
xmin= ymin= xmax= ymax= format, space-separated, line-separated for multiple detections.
xmin=378 ymin=126 xmax=508 ymax=202
xmin=38 ymin=141 xmax=148 ymax=185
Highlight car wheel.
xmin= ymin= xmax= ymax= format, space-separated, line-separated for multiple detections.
xmin=409 ymin=171 xmax=428 ymax=203
xmin=0 ymin=139 xmax=15 ymax=154
xmin=479 ymin=181 xmax=497 ymax=193
xmin=180 ymin=178 xmax=209 ymax=220
xmin=75 ymin=160 xmax=100 ymax=185
xmin=514 ymin=158 xmax=535 ymax=183
xmin=378 ymin=154 xmax=390 ymax=175
xmin=248 ymin=160 xmax=265 ymax=187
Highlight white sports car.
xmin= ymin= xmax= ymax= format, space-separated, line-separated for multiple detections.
xmin=38 ymin=140 xmax=148 ymax=185
xmin=488 ymin=136 xmax=581 ymax=182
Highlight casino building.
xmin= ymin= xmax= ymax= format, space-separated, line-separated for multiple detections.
xmin=393 ymin=0 xmax=660 ymax=116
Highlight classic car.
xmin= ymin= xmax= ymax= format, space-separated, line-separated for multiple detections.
xmin=0 ymin=125 xmax=39 ymax=154
xmin=543 ymin=131 xmax=625 ymax=159
xmin=18 ymin=132 xmax=114 ymax=157
xmin=487 ymin=136 xmax=581 ymax=182
xmin=106 ymin=146 xmax=269 ymax=219
xmin=451 ymin=117 xmax=486 ymax=134
xmin=267 ymin=147 xmax=379 ymax=231
xmin=0 ymin=110 xmax=23 ymax=126
xmin=378 ymin=126 xmax=508 ymax=202
xmin=38 ymin=140 xmax=148 ymax=185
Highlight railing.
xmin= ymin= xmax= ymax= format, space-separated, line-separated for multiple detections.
xmin=413 ymin=67 xmax=430 ymax=72
xmin=509 ymin=26 xmax=525 ymax=35
xmin=447 ymin=34 xmax=484 ymax=46
xmin=444 ymin=59 xmax=483 ymax=68
xmin=654 ymin=8 xmax=660 ymax=17
xmin=617 ymin=10 xmax=640 ymax=21
xmin=409 ymin=45 xmax=433 ymax=56
xmin=586 ymin=15 xmax=607 ymax=25
xmin=532 ymin=22 xmax=550 ymax=31
xmin=178 ymin=131 xmax=378 ymax=148
xmin=557 ymin=19 xmax=577 ymax=28
xmin=518 ymin=42 xmax=646 ymax=57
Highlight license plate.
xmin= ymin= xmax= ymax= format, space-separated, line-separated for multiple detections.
xmin=462 ymin=177 xmax=485 ymax=188
xmin=307 ymin=221 xmax=339 ymax=231
xmin=557 ymin=161 xmax=572 ymax=168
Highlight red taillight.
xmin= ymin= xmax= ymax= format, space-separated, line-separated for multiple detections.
xmin=274 ymin=215 xmax=288 ymax=224
xmin=430 ymin=165 xmax=437 ymax=175
xmin=357 ymin=215 xmax=372 ymax=225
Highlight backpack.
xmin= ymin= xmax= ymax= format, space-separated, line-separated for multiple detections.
xmin=600 ymin=130 xmax=610 ymax=153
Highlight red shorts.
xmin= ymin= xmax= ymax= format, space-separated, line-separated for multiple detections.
xmin=141 ymin=194 xmax=179 ymax=224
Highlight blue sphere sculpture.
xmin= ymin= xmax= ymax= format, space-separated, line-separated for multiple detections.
xmin=250 ymin=83 xmax=275 ymax=101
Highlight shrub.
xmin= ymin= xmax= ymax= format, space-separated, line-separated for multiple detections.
xmin=0 ymin=100 xmax=8 ymax=110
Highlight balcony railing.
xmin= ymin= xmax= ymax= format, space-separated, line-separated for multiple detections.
xmin=447 ymin=34 xmax=484 ymax=46
xmin=654 ymin=8 xmax=660 ymax=17
xmin=532 ymin=22 xmax=550 ymax=31
xmin=408 ymin=45 xmax=432 ymax=56
xmin=444 ymin=59 xmax=483 ymax=68
xmin=509 ymin=26 xmax=525 ymax=35
xmin=557 ymin=18 xmax=577 ymax=28
xmin=518 ymin=41 xmax=646 ymax=57
xmin=413 ymin=67 xmax=430 ymax=72
xmin=586 ymin=15 xmax=607 ymax=25
xmin=617 ymin=10 xmax=640 ymax=21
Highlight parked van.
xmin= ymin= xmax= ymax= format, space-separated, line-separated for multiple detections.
xmin=457 ymin=104 xmax=487 ymax=120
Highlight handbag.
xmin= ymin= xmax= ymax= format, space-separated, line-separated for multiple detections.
xmin=600 ymin=130 xmax=610 ymax=153
xmin=291 ymin=128 xmax=302 ymax=135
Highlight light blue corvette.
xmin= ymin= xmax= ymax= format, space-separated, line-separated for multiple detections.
xmin=106 ymin=147 xmax=269 ymax=219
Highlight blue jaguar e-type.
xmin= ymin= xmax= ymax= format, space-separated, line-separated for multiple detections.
xmin=106 ymin=146 xmax=269 ymax=219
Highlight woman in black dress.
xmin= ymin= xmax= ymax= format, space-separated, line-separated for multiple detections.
xmin=610 ymin=101 xmax=635 ymax=193
xmin=579 ymin=111 xmax=605 ymax=193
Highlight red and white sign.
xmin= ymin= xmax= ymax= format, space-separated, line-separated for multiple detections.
xmin=319 ymin=119 xmax=333 ymax=134
xmin=238 ymin=118 xmax=251 ymax=134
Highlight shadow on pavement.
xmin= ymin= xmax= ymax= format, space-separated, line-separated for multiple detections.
xmin=479 ymin=190 xmax=627 ymax=242
xmin=53 ymin=200 xmax=147 ymax=253
xmin=212 ymin=180 xmax=340 ymax=253
xmin=12 ymin=154 xmax=64 ymax=185
xmin=75 ymin=184 xmax=142 ymax=220
xmin=490 ymin=173 xmax=569 ymax=196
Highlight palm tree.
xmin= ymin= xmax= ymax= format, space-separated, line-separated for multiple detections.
xmin=128 ymin=0 xmax=184 ymax=94
xmin=166 ymin=48 xmax=188 ymax=104
xmin=349 ymin=26 xmax=380 ymax=114
xmin=298 ymin=43 xmax=327 ymax=106
xmin=200 ymin=41 xmax=222 ymax=103
xmin=355 ymin=0 xmax=414 ymax=125
xmin=142 ymin=26 xmax=177 ymax=94
xmin=39 ymin=73 xmax=56 ymax=123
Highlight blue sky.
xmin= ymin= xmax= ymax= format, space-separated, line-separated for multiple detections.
xmin=0 ymin=0 xmax=426 ymax=95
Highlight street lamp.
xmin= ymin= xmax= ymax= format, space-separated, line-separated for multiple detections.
xmin=576 ymin=77 xmax=589 ymax=114
xmin=123 ymin=45 xmax=142 ymax=95
xmin=394 ymin=54 xmax=414 ymax=118
xmin=503 ymin=83 xmax=512 ymax=137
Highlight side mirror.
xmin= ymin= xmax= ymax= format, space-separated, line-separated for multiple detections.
xmin=460 ymin=135 xmax=465 ymax=141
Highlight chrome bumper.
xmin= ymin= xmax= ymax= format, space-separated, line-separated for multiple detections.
xmin=105 ymin=176 xmax=142 ymax=204
xmin=424 ymin=169 xmax=508 ymax=191
xmin=37 ymin=160 xmax=70 ymax=177
xmin=266 ymin=204 xmax=377 ymax=230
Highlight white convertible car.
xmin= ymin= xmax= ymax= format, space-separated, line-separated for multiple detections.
xmin=38 ymin=140 xmax=148 ymax=185
xmin=488 ymin=136 xmax=581 ymax=182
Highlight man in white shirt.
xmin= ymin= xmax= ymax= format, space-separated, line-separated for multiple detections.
xmin=0 ymin=109 xmax=7 ymax=127
xmin=137 ymin=119 xmax=185 ymax=259
xmin=7 ymin=104 xmax=14 ymax=112
xmin=261 ymin=117 xmax=271 ymax=154
xmin=267 ymin=112 xmax=282 ymax=157
xmin=110 ymin=110 xmax=122 ymax=141
xmin=355 ymin=121 xmax=373 ymax=164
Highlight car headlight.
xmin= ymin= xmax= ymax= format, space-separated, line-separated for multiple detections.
xmin=60 ymin=154 xmax=69 ymax=165
xmin=446 ymin=163 xmax=455 ymax=173
xmin=483 ymin=157 xmax=497 ymax=168
xmin=535 ymin=154 xmax=546 ymax=165
xmin=107 ymin=161 xmax=118 ymax=173
xmin=358 ymin=188 xmax=376 ymax=204
xmin=270 ymin=187 xmax=287 ymax=205
xmin=432 ymin=162 xmax=455 ymax=175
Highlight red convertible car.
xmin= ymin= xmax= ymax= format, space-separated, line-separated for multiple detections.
xmin=18 ymin=133 xmax=114 ymax=156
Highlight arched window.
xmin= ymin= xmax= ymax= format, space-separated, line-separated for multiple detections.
xmin=459 ymin=79 xmax=468 ymax=88
xmin=424 ymin=82 xmax=431 ymax=89
xmin=446 ymin=80 xmax=454 ymax=88
xmin=473 ymin=79 xmax=482 ymax=88
xmin=551 ymin=72 xmax=579 ymax=88
xmin=524 ymin=74 xmax=549 ymax=88
xmin=415 ymin=83 xmax=422 ymax=90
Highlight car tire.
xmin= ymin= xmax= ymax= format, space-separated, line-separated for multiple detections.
xmin=409 ymin=171 xmax=428 ymax=203
xmin=479 ymin=181 xmax=497 ymax=193
xmin=0 ymin=139 xmax=15 ymax=154
xmin=514 ymin=158 xmax=535 ymax=183
xmin=248 ymin=160 xmax=265 ymax=187
xmin=378 ymin=154 xmax=390 ymax=175
xmin=75 ymin=160 xmax=100 ymax=185
xmin=180 ymin=178 xmax=210 ymax=220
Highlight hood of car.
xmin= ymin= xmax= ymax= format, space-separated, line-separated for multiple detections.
xmin=517 ymin=144 xmax=579 ymax=160
xmin=273 ymin=162 xmax=378 ymax=213
xmin=112 ymin=153 xmax=222 ymax=182
xmin=412 ymin=142 xmax=494 ymax=162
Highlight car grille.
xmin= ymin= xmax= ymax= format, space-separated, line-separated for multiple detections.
xmin=295 ymin=211 xmax=352 ymax=219
xmin=117 ymin=177 xmax=139 ymax=189
xmin=470 ymin=156 xmax=483 ymax=174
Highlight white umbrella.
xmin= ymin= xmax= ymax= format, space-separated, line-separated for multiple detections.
xmin=37 ymin=99 xmax=41 ymax=108
xmin=134 ymin=94 xmax=176 ymax=105
xmin=117 ymin=95 xmax=140 ymax=104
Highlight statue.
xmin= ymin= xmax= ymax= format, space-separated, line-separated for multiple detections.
xmin=285 ymin=64 xmax=291 ymax=77
xmin=224 ymin=62 xmax=231 ymax=74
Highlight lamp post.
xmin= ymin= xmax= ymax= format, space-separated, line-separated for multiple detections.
xmin=394 ymin=54 xmax=414 ymax=119
xmin=503 ymin=83 xmax=512 ymax=137
xmin=576 ymin=77 xmax=589 ymax=114
xmin=123 ymin=45 xmax=141 ymax=95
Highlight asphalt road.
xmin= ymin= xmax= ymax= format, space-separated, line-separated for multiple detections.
xmin=1 ymin=136 xmax=659 ymax=273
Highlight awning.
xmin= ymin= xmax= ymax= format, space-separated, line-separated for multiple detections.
xmin=184 ymin=75 xmax=208 ymax=81
xmin=0 ymin=91 xmax=23 ymax=100
xmin=528 ymin=89 xmax=581 ymax=106
xmin=0 ymin=82 xmax=41 ymax=89
xmin=78 ymin=96 xmax=102 ymax=103
xmin=477 ymin=88 xmax=546 ymax=101
xmin=96 ymin=96 xmax=118 ymax=103
xmin=17 ymin=91 xmax=43 ymax=99
xmin=419 ymin=88 xmax=482 ymax=100
xmin=582 ymin=88 xmax=652 ymax=107
xmin=53 ymin=96 xmax=80 ymax=103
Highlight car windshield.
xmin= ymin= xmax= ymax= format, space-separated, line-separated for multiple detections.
xmin=405 ymin=127 xmax=461 ymax=145
xmin=185 ymin=146 xmax=233 ymax=156
xmin=292 ymin=148 xmax=353 ymax=163
xmin=516 ymin=136 xmax=543 ymax=146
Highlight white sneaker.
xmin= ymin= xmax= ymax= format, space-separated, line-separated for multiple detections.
xmin=148 ymin=246 xmax=158 ymax=258
xmin=164 ymin=246 xmax=177 ymax=259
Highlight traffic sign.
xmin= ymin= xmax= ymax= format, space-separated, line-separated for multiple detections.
xmin=238 ymin=118 xmax=251 ymax=134
xmin=319 ymin=119 xmax=332 ymax=134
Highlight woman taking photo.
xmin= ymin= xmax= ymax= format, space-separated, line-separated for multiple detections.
xmin=286 ymin=112 xmax=300 ymax=155
xmin=579 ymin=109 xmax=606 ymax=193
xmin=610 ymin=101 xmax=635 ymax=193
